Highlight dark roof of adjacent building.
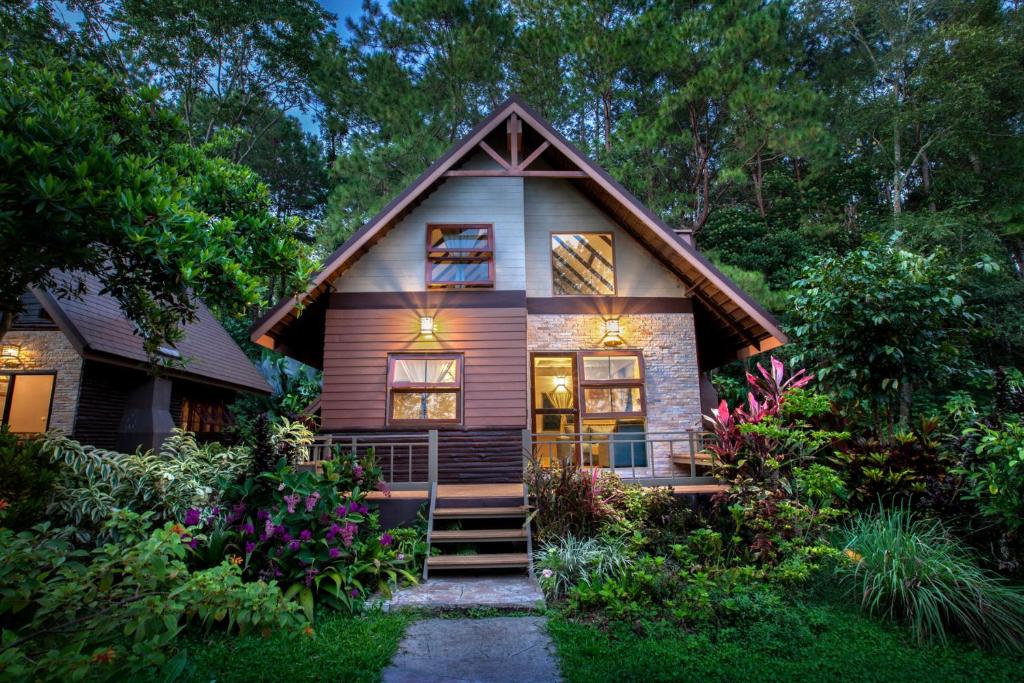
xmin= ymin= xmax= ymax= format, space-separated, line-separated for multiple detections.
xmin=250 ymin=95 xmax=787 ymax=368
xmin=30 ymin=272 xmax=271 ymax=394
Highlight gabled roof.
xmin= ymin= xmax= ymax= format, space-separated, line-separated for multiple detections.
xmin=33 ymin=271 xmax=271 ymax=394
xmin=251 ymin=96 xmax=787 ymax=363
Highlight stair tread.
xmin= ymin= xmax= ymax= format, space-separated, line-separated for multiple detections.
xmin=427 ymin=553 xmax=530 ymax=568
xmin=434 ymin=506 xmax=528 ymax=518
xmin=431 ymin=529 xmax=527 ymax=542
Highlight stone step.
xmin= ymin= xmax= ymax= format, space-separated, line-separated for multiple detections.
xmin=431 ymin=528 xmax=527 ymax=543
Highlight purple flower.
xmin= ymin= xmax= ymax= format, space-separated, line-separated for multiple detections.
xmin=228 ymin=502 xmax=247 ymax=524
xmin=353 ymin=465 xmax=363 ymax=478
xmin=256 ymin=509 xmax=269 ymax=522
xmin=264 ymin=518 xmax=275 ymax=537
xmin=245 ymin=541 xmax=256 ymax=554
xmin=326 ymin=523 xmax=341 ymax=541
xmin=304 ymin=567 xmax=319 ymax=587
xmin=281 ymin=530 xmax=293 ymax=543
xmin=188 ymin=538 xmax=200 ymax=549
xmin=349 ymin=588 xmax=359 ymax=598
xmin=304 ymin=492 xmax=321 ymax=512
xmin=340 ymin=522 xmax=357 ymax=548
xmin=288 ymin=539 xmax=301 ymax=552
xmin=184 ymin=508 xmax=201 ymax=526
xmin=329 ymin=547 xmax=341 ymax=558
xmin=241 ymin=522 xmax=255 ymax=536
xmin=284 ymin=493 xmax=301 ymax=514
xmin=210 ymin=506 xmax=220 ymax=518
xmin=299 ymin=529 xmax=312 ymax=541
xmin=380 ymin=533 xmax=394 ymax=548
xmin=334 ymin=505 xmax=346 ymax=518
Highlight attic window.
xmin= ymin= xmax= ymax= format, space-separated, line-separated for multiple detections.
xmin=426 ymin=224 xmax=494 ymax=288
xmin=552 ymin=233 xmax=616 ymax=296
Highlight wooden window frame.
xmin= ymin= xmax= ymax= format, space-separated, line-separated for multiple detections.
xmin=550 ymin=231 xmax=617 ymax=297
xmin=0 ymin=370 xmax=57 ymax=433
xmin=425 ymin=223 xmax=495 ymax=289
xmin=181 ymin=396 xmax=232 ymax=435
xmin=386 ymin=353 xmax=464 ymax=426
xmin=578 ymin=350 xmax=646 ymax=419
xmin=530 ymin=352 xmax=580 ymax=424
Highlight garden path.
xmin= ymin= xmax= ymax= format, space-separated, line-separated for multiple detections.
xmin=382 ymin=616 xmax=561 ymax=682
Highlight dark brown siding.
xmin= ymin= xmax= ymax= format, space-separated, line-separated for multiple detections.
xmin=321 ymin=304 xmax=528 ymax=430
xmin=73 ymin=361 xmax=137 ymax=449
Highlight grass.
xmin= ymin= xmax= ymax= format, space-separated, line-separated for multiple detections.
xmin=547 ymin=600 xmax=1024 ymax=683
xmin=180 ymin=610 xmax=410 ymax=683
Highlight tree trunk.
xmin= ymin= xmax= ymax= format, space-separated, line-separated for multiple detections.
xmin=753 ymin=151 xmax=767 ymax=218
xmin=920 ymin=147 xmax=936 ymax=212
xmin=892 ymin=120 xmax=903 ymax=216
xmin=899 ymin=378 xmax=912 ymax=423
xmin=601 ymin=90 xmax=612 ymax=153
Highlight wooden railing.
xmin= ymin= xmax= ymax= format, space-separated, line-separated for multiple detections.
xmin=523 ymin=429 xmax=719 ymax=486
xmin=308 ymin=431 xmax=438 ymax=491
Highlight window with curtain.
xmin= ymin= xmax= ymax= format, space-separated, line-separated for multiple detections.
xmin=579 ymin=352 xmax=644 ymax=416
xmin=426 ymin=224 xmax=494 ymax=288
xmin=181 ymin=397 xmax=232 ymax=434
xmin=388 ymin=354 xmax=462 ymax=423
xmin=0 ymin=373 xmax=55 ymax=434
xmin=551 ymin=233 xmax=615 ymax=295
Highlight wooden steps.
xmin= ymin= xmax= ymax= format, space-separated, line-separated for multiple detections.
xmin=434 ymin=506 xmax=529 ymax=519
xmin=427 ymin=553 xmax=530 ymax=570
xmin=431 ymin=528 xmax=527 ymax=543
xmin=424 ymin=484 xmax=533 ymax=579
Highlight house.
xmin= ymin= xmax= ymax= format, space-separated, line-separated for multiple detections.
xmin=251 ymin=97 xmax=786 ymax=488
xmin=1 ymin=271 xmax=271 ymax=451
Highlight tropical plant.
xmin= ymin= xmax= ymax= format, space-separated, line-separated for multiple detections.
xmin=0 ymin=510 xmax=303 ymax=681
xmin=0 ymin=427 xmax=58 ymax=529
xmin=201 ymin=450 xmax=414 ymax=620
xmin=953 ymin=421 xmax=1024 ymax=533
xmin=535 ymin=534 xmax=633 ymax=601
xmin=42 ymin=430 xmax=251 ymax=540
xmin=837 ymin=506 xmax=1024 ymax=650
xmin=525 ymin=450 xmax=621 ymax=543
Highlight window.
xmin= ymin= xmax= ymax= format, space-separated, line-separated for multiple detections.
xmin=387 ymin=354 xmax=462 ymax=423
xmin=579 ymin=352 xmax=644 ymax=417
xmin=0 ymin=373 xmax=55 ymax=434
xmin=551 ymin=233 xmax=615 ymax=295
xmin=181 ymin=397 xmax=232 ymax=434
xmin=426 ymin=224 xmax=494 ymax=288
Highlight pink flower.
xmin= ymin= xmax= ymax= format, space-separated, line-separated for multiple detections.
xmin=304 ymin=492 xmax=321 ymax=512
xmin=284 ymin=493 xmax=301 ymax=514
xmin=340 ymin=522 xmax=357 ymax=548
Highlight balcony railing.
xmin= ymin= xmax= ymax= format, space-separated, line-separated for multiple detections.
xmin=307 ymin=431 xmax=438 ymax=491
xmin=524 ymin=429 xmax=719 ymax=486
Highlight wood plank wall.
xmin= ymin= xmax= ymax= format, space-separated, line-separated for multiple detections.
xmin=321 ymin=304 xmax=528 ymax=430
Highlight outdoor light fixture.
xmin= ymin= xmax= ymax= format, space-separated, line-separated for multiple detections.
xmin=0 ymin=344 xmax=20 ymax=360
xmin=419 ymin=316 xmax=435 ymax=336
xmin=602 ymin=318 xmax=624 ymax=347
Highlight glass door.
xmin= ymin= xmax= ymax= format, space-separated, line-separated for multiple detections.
xmin=530 ymin=354 xmax=578 ymax=467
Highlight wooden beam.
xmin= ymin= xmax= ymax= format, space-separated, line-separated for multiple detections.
xmin=477 ymin=140 xmax=511 ymax=170
xmin=518 ymin=141 xmax=550 ymax=170
xmin=507 ymin=113 xmax=520 ymax=167
xmin=442 ymin=169 xmax=587 ymax=178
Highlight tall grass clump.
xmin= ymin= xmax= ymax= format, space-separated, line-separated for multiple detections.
xmin=836 ymin=505 xmax=1024 ymax=650
xmin=534 ymin=534 xmax=633 ymax=600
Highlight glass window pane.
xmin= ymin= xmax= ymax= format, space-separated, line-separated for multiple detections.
xmin=582 ymin=356 xmax=609 ymax=381
xmin=391 ymin=392 xmax=457 ymax=421
xmin=608 ymin=356 xmax=640 ymax=380
xmin=425 ymin=359 xmax=457 ymax=384
xmin=393 ymin=359 xmax=425 ymax=383
xmin=584 ymin=388 xmax=611 ymax=414
xmin=429 ymin=261 xmax=490 ymax=283
xmin=552 ymin=233 xmax=614 ymax=295
xmin=6 ymin=374 xmax=54 ymax=433
xmin=611 ymin=387 xmax=642 ymax=413
xmin=429 ymin=226 xmax=490 ymax=251
xmin=533 ymin=356 xmax=575 ymax=410
xmin=0 ymin=375 xmax=8 ymax=424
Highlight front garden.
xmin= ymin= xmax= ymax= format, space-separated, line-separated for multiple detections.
xmin=3 ymin=359 xmax=1024 ymax=681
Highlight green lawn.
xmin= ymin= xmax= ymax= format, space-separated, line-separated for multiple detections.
xmin=180 ymin=611 xmax=410 ymax=683
xmin=547 ymin=601 xmax=1024 ymax=683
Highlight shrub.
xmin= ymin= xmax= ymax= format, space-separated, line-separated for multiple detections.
xmin=0 ymin=427 xmax=58 ymax=529
xmin=525 ymin=451 xmax=620 ymax=543
xmin=836 ymin=506 xmax=1024 ymax=650
xmin=953 ymin=421 xmax=1024 ymax=533
xmin=0 ymin=511 xmax=303 ymax=681
xmin=535 ymin=534 xmax=633 ymax=601
xmin=198 ymin=449 xmax=415 ymax=619
xmin=42 ymin=430 xmax=251 ymax=541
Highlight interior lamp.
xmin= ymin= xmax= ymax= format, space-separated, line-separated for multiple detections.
xmin=419 ymin=316 xmax=435 ymax=336
xmin=552 ymin=375 xmax=569 ymax=391
xmin=602 ymin=318 xmax=624 ymax=347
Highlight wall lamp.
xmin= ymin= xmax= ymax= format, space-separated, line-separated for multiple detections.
xmin=601 ymin=318 xmax=624 ymax=347
xmin=0 ymin=344 xmax=21 ymax=363
xmin=419 ymin=316 xmax=435 ymax=337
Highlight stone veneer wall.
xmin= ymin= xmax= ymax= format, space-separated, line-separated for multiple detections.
xmin=527 ymin=313 xmax=702 ymax=478
xmin=2 ymin=330 xmax=83 ymax=434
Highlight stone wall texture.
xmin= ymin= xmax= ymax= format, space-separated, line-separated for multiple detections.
xmin=2 ymin=330 xmax=83 ymax=434
xmin=527 ymin=313 xmax=702 ymax=477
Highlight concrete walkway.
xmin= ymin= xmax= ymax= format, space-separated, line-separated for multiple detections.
xmin=382 ymin=616 xmax=561 ymax=683
xmin=384 ymin=576 xmax=545 ymax=612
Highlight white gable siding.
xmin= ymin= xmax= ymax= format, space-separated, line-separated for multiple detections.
xmin=523 ymin=179 xmax=687 ymax=298
xmin=332 ymin=154 xmax=525 ymax=292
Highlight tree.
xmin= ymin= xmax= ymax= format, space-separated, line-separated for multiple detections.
xmin=0 ymin=48 xmax=313 ymax=351
xmin=788 ymin=233 xmax=976 ymax=433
